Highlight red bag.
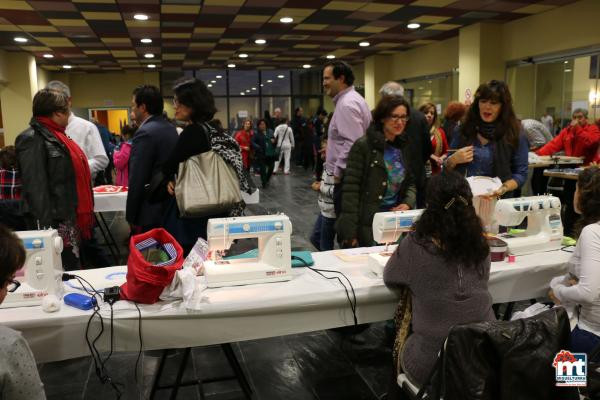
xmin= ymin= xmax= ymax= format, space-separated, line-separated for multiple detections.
xmin=120 ymin=228 xmax=184 ymax=304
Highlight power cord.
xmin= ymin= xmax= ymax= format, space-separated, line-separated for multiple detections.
xmin=133 ymin=301 xmax=143 ymax=384
xmin=291 ymin=255 xmax=358 ymax=328
xmin=62 ymin=273 xmax=123 ymax=399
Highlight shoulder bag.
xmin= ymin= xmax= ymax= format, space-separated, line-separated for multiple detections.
xmin=174 ymin=124 xmax=242 ymax=217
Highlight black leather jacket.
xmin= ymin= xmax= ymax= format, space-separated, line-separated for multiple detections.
xmin=15 ymin=117 xmax=78 ymax=229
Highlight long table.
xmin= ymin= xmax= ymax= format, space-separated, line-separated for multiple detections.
xmin=0 ymin=248 xmax=571 ymax=363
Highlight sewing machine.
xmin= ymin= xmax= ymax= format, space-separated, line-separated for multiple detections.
xmin=368 ymin=209 xmax=424 ymax=277
xmin=494 ymin=195 xmax=563 ymax=255
xmin=203 ymin=214 xmax=293 ymax=287
xmin=1 ymin=229 xmax=65 ymax=308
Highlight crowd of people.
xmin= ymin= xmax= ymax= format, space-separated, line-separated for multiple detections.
xmin=4 ymin=59 xmax=600 ymax=399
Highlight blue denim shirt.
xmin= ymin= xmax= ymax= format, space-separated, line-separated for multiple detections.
xmin=450 ymin=131 xmax=529 ymax=187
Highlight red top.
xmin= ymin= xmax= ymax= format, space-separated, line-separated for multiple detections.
xmin=235 ymin=129 xmax=253 ymax=169
xmin=536 ymin=123 xmax=600 ymax=165
xmin=430 ymin=127 xmax=448 ymax=175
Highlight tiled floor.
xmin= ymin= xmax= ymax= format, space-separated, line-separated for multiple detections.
xmin=37 ymin=165 xmax=395 ymax=400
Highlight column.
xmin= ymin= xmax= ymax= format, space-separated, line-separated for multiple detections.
xmin=364 ymin=54 xmax=392 ymax=109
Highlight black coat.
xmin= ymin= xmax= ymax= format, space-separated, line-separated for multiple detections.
xmin=15 ymin=117 xmax=79 ymax=229
xmin=126 ymin=115 xmax=179 ymax=228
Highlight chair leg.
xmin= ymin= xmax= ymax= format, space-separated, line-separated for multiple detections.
xmin=221 ymin=343 xmax=253 ymax=398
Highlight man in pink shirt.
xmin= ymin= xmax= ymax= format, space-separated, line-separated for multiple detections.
xmin=322 ymin=61 xmax=372 ymax=217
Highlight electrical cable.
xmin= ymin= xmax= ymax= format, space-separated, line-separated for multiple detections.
xmin=133 ymin=301 xmax=143 ymax=384
xmin=291 ymin=255 xmax=358 ymax=328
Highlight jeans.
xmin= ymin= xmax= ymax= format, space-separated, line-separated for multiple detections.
xmin=310 ymin=214 xmax=336 ymax=251
xmin=571 ymin=325 xmax=600 ymax=361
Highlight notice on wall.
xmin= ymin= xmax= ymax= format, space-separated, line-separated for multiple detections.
xmin=436 ymin=104 xmax=442 ymax=115
xmin=238 ymin=110 xmax=248 ymax=118
xmin=571 ymin=100 xmax=589 ymax=112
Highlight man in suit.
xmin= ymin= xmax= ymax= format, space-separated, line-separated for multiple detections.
xmin=379 ymin=81 xmax=432 ymax=208
xmin=126 ymin=85 xmax=179 ymax=231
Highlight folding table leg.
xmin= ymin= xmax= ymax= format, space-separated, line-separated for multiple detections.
xmin=221 ymin=343 xmax=253 ymax=398
xmin=94 ymin=213 xmax=119 ymax=265
xmin=149 ymin=350 xmax=169 ymax=400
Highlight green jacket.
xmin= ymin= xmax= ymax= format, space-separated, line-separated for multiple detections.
xmin=336 ymin=123 xmax=417 ymax=246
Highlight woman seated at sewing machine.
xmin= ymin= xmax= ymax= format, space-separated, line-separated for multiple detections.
xmin=0 ymin=224 xmax=46 ymax=399
xmin=444 ymin=80 xmax=529 ymax=198
xmin=549 ymin=166 xmax=600 ymax=358
xmin=383 ymin=171 xmax=495 ymax=388
xmin=336 ymin=96 xmax=416 ymax=248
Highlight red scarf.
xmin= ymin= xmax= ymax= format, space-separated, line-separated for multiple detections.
xmin=36 ymin=116 xmax=95 ymax=240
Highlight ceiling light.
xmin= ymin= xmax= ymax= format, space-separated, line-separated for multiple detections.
xmin=359 ymin=41 xmax=370 ymax=47
xmin=43 ymin=54 xmax=54 ymax=59
xmin=564 ymin=61 xmax=569 ymax=64
xmin=207 ymin=84 xmax=213 ymax=87
xmin=14 ymin=37 xmax=27 ymax=43
xmin=246 ymin=89 xmax=250 ymax=92
xmin=134 ymin=14 xmax=149 ymax=21
xmin=260 ymin=84 xmax=264 ymax=87
xmin=303 ymin=64 xmax=311 ymax=69
xmin=418 ymin=87 xmax=424 ymax=90
xmin=147 ymin=64 xmax=156 ymax=69
xmin=267 ymin=79 xmax=273 ymax=83
xmin=140 ymin=38 xmax=152 ymax=44
xmin=228 ymin=63 xmax=236 ymax=68
xmin=240 ymin=92 xmax=245 ymax=95
xmin=255 ymin=39 xmax=266 ymax=45
xmin=63 ymin=65 xmax=72 ymax=69
xmin=277 ymin=75 xmax=284 ymax=79
xmin=216 ymin=75 xmax=222 ymax=78
xmin=565 ymin=69 xmax=572 ymax=72
xmin=326 ymin=54 xmax=335 ymax=59
xmin=407 ymin=23 xmax=420 ymax=29
xmin=239 ymin=53 xmax=248 ymax=58
xmin=280 ymin=17 xmax=294 ymax=24
xmin=211 ymin=80 xmax=216 ymax=83
xmin=144 ymin=53 xmax=154 ymax=58
xmin=252 ymin=87 xmax=257 ymax=90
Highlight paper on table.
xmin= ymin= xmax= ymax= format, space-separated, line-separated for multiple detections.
xmin=467 ymin=176 xmax=502 ymax=197
xmin=333 ymin=246 xmax=388 ymax=262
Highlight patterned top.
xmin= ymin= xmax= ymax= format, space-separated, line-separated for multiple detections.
xmin=0 ymin=325 xmax=45 ymax=400
xmin=0 ymin=168 xmax=21 ymax=200
xmin=381 ymin=144 xmax=406 ymax=210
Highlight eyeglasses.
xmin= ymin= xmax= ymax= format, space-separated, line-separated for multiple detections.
xmin=388 ymin=114 xmax=409 ymax=123
xmin=5 ymin=279 xmax=20 ymax=293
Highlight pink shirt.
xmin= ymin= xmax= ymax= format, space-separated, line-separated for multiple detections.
xmin=325 ymin=86 xmax=371 ymax=178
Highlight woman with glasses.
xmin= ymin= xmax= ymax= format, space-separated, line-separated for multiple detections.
xmin=0 ymin=224 xmax=46 ymax=399
xmin=444 ymin=80 xmax=529 ymax=198
xmin=336 ymin=96 xmax=416 ymax=247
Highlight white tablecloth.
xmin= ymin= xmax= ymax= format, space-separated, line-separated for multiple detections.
xmin=94 ymin=192 xmax=127 ymax=213
xmin=93 ymin=189 xmax=259 ymax=213
xmin=0 ymin=248 xmax=570 ymax=363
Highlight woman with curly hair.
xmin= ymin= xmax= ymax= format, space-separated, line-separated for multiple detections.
xmin=549 ymin=166 xmax=600 ymax=357
xmin=442 ymin=101 xmax=466 ymax=145
xmin=383 ymin=171 xmax=495 ymax=387
xmin=445 ymin=80 xmax=529 ymax=198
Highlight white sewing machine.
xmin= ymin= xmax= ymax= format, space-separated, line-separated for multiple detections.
xmin=494 ymin=195 xmax=563 ymax=255
xmin=367 ymin=209 xmax=424 ymax=277
xmin=203 ymin=214 xmax=292 ymax=287
xmin=1 ymin=229 xmax=65 ymax=308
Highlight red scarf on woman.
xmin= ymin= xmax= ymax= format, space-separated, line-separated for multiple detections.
xmin=36 ymin=116 xmax=94 ymax=239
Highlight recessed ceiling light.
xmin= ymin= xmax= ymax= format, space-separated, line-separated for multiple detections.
xmin=147 ymin=64 xmax=156 ymax=68
xmin=239 ymin=53 xmax=248 ymax=58
xmin=140 ymin=38 xmax=152 ymax=44
xmin=564 ymin=61 xmax=569 ymax=64
xmin=359 ymin=41 xmax=370 ymax=47
xmin=246 ymin=89 xmax=250 ymax=93
xmin=565 ymin=69 xmax=572 ymax=72
xmin=216 ymin=75 xmax=222 ymax=78
xmin=14 ymin=37 xmax=27 ymax=43
xmin=280 ymin=17 xmax=294 ymax=24
xmin=260 ymin=84 xmax=264 ymax=87
xmin=43 ymin=54 xmax=54 ymax=59
xmin=326 ymin=54 xmax=335 ymax=59
xmin=240 ymin=92 xmax=245 ymax=96
xmin=144 ymin=53 xmax=154 ymax=58
xmin=277 ymin=75 xmax=284 ymax=79
xmin=407 ymin=23 xmax=420 ymax=29
xmin=207 ymin=84 xmax=213 ymax=87
xmin=252 ymin=87 xmax=257 ymax=90
xmin=211 ymin=80 xmax=216 ymax=83
xmin=267 ymin=79 xmax=273 ymax=83
xmin=134 ymin=14 xmax=149 ymax=21
xmin=63 ymin=65 xmax=72 ymax=69
xmin=228 ymin=63 xmax=236 ymax=68
xmin=255 ymin=39 xmax=266 ymax=45
xmin=303 ymin=64 xmax=311 ymax=69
